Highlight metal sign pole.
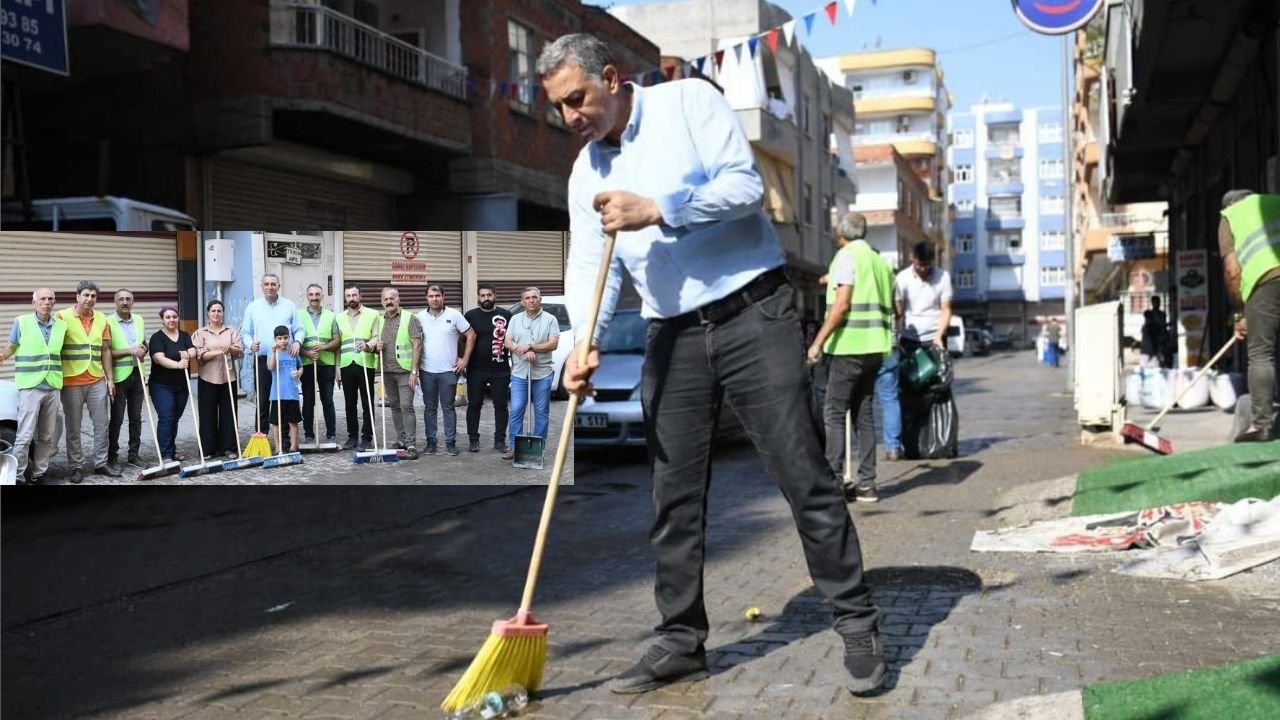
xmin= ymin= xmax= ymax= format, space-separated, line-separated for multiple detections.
xmin=1062 ymin=33 xmax=1076 ymax=394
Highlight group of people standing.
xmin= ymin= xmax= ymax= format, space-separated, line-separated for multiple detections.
xmin=3 ymin=274 xmax=561 ymax=483
xmin=807 ymin=220 xmax=955 ymax=502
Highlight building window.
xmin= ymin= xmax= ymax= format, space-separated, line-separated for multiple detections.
xmin=1040 ymin=230 xmax=1065 ymax=249
xmin=988 ymin=125 xmax=1020 ymax=145
xmin=870 ymin=120 xmax=893 ymax=135
xmin=803 ymin=182 xmax=813 ymax=225
xmin=896 ymin=115 xmax=911 ymax=134
xmin=953 ymin=128 xmax=974 ymax=148
xmin=988 ymin=159 xmax=1021 ymax=184
xmin=851 ymin=83 xmax=863 ymax=99
xmin=990 ymin=196 xmax=1022 ymax=219
xmin=955 ymin=198 xmax=975 ymax=218
xmin=1039 ymin=159 xmax=1064 ymax=179
xmin=956 ymin=234 xmax=975 ymax=253
xmin=955 ymin=269 xmax=975 ymax=289
xmin=953 ymin=164 xmax=973 ymax=183
xmin=1040 ymin=266 xmax=1066 ymax=285
xmin=990 ymin=232 xmax=1023 ymax=253
xmin=1039 ymin=123 xmax=1063 ymax=143
xmin=1041 ymin=195 xmax=1065 ymax=214
xmin=802 ymin=95 xmax=811 ymax=136
xmin=823 ymin=113 xmax=833 ymax=143
xmin=507 ymin=20 xmax=534 ymax=111
xmin=902 ymin=69 xmax=919 ymax=85
xmin=821 ymin=194 xmax=832 ymax=230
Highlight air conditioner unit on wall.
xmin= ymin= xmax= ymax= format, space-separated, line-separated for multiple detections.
xmin=1074 ymin=301 xmax=1125 ymax=431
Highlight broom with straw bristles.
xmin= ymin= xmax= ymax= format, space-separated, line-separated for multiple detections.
xmin=440 ymin=231 xmax=617 ymax=714
xmin=244 ymin=349 xmax=273 ymax=459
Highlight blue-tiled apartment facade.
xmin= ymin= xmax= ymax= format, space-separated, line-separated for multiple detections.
xmin=946 ymin=104 xmax=1067 ymax=343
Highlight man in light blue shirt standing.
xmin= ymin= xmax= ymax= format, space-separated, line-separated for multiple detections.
xmin=240 ymin=273 xmax=302 ymax=442
xmin=541 ymin=34 xmax=884 ymax=697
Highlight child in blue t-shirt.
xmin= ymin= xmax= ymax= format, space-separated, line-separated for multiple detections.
xmin=267 ymin=325 xmax=303 ymax=453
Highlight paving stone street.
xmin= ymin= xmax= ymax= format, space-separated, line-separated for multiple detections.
xmin=2 ymin=351 xmax=1277 ymax=720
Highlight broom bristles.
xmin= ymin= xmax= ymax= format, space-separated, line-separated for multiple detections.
xmin=440 ymin=631 xmax=546 ymax=713
xmin=244 ymin=433 xmax=272 ymax=459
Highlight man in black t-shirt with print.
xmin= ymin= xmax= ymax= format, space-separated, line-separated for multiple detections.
xmin=463 ymin=284 xmax=513 ymax=452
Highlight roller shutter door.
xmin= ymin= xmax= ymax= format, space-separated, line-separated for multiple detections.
xmin=210 ymin=160 xmax=395 ymax=231
xmin=0 ymin=232 xmax=179 ymax=383
xmin=342 ymin=231 xmax=463 ymax=310
xmin=476 ymin=231 xmax=567 ymax=304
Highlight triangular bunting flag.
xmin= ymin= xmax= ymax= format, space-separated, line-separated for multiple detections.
xmin=825 ymin=1 xmax=838 ymax=25
xmin=748 ymin=36 xmax=759 ymax=59
xmin=782 ymin=20 xmax=796 ymax=47
xmin=803 ymin=12 xmax=817 ymax=37
xmin=765 ymin=28 xmax=779 ymax=54
xmin=695 ymin=56 xmax=707 ymax=74
xmin=843 ymin=0 xmax=857 ymax=17
xmin=714 ymin=49 xmax=726 ymax=71
xmin=650 ymin=69 xmax=662 ymax=84
xmin=732 ymin=43 xmax=743 ymax=64
xmin=665 ymin=64 xmax=678 ymax=81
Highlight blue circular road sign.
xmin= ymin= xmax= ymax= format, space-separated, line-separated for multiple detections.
xmin=1011 ymin=0 xmax=1106 ymax=35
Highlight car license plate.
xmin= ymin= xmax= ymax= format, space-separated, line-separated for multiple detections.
xmin=575 ymin=413 xmax=607 ymax=429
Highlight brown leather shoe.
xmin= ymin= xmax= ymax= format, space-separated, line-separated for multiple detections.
xmin=501 ymin=447 xmax=515 ymax=460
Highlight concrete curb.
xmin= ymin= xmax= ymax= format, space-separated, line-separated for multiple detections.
xmin=960 ymin=690 xmax=1084 ymax=720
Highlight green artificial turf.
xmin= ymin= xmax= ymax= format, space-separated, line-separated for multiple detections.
xmin=1083 ymin=654 xmax=1280 ymax=720
xmin=1071 ymin=442 xmax=1280 ymax=516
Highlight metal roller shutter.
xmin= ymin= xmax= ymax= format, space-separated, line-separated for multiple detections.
xmin=476 ymin=231 xmax=567 ymax=302
xmin=0 ymin=232 xmax=179 ymax=383
xmin=342 ymin=231 xmax=463 ymax=310
xmin=211 ymin=160 xmax=395 ymax=230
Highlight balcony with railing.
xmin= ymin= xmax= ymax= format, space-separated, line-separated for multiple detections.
xmin=269 ymin=2 xmax=468 ymax=101
xmin=985 ymin=212 xmax=1025 ymax=230
xmin=987 ymin=172 xmax=1023 ymax=196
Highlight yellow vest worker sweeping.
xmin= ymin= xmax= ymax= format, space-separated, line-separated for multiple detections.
xmin=0 ymin=288 xmax=68 ymax=484
xmin=1219 ymin=190 xmax=1280 ymax=442
xmin=807 ymin=212 xmax=896 ymax=500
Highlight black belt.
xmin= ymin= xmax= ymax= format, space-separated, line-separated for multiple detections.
xmin=667 ymin=267 xmax=790 ymax=327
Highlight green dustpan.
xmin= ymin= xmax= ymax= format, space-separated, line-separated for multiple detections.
xmin=513 ymin=367 xmax=544 ymax=469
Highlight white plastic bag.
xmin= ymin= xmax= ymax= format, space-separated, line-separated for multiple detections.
xmin=1210 ymin=372 xmax=1238 ymax=410
xmin=1176 ymin=368 xmax=1210 ymax=409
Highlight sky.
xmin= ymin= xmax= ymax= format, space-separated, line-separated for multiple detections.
xmin=585 ymin=0 xmax=1071 ymax=113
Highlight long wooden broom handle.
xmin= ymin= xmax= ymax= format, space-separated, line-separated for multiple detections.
xmin=224 ymin=353 xmax=247 ymax=457
xmin=275 ymin=350 xmax=284 ymax=452
xmin=1145 ymin=335 xmax=1238 ymax=430
xmin=520 ymin=231 xmax=617 ymax=613
xmin=136 ymin=355 xmax=165 ymax=462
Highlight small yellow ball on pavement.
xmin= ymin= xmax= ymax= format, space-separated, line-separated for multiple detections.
xmin=744 ymin=607 xmax=761 ymax=622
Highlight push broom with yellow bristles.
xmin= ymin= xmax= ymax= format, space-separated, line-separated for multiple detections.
xmin=440 ymin=231 xmax=617 ymax=714
xmin=243 ymin=351 xmax=273 ymax=459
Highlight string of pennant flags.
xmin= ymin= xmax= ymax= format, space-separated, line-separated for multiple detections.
xmin=465 ymin=0 xmax=870 ymax=104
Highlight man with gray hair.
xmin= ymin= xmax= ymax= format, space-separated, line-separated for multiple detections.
xmin=1219 ymin=189 xmax=1280 ymax=442
xmin=55 ymin=280 xmax=118 ymax=481
xmin=542 ymin=33 xmax=884 ymax=696
xmin=502 ymin=287 xmax=558 ymax=460
xmin=241 ymin=273 xmax=302 ymax=443
xmin=1 ymin=288 xmax=67 ymax=484
xmin=807 ymin=212 xmax=896 ymax=502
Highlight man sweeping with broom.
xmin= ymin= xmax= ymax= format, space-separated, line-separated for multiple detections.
xmin=448 ymin=35 xmax=885 ymax=711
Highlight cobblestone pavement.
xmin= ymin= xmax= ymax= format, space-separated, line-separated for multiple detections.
xmin=27 ymin=390 xmax=570 ymax=485
xmin=3 ymin=351 xmax=1278 ymax=720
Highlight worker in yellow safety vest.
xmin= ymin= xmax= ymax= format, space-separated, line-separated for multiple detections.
xmin=56 ymin=280 xmax=118 ymax=482
xmin=807 ymin=212 xmax=896 ymax=503
xmin=1 ymin=288 xmax=67 ymax=484
xmin=1219 ymin=190 xmax=1280 ymax=442
xmin=337 ymin=284 xmax=381 ymax=451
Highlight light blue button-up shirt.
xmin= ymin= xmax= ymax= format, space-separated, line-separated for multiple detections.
xmin=564 ymin=80 xmax=786 ymax=344
xmin=240 ymin=296 xmax=303 ymax=358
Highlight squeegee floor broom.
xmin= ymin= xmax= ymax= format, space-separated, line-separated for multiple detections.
xmin=135 ymin=356 xmax=181 ymax=481
xmin=441 ymin=231 xmax=616 ymax=714
xmin=1120 ymin=335 xmax=1238 ymax=455
xmin=221 ymin=353 xmax=264 ymax=472
xmin=353 ymin=337 xmax=397 ymax=464
xmin=178 ymin=366 xmax=223 ymax=478
xmin=262 ymin=350 xmax=304 ymax=469
xmin=300 ymin=349 xmax=341 ymax=453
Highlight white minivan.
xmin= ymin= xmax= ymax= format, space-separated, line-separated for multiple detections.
xmin=945 ymin=316 xmax=966 ymax=357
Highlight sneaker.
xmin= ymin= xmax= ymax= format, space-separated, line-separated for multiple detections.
xmin=1234 ymin=426 xmax=1272 ymax=443
xmin=425 ymin=443 xmax=438 ymax=456
xmin=358 ymin=440 xmax=373 ymax=452
xmin=127 ymin=452 xmax=141 ymax=466
xmin=304 ymin=435 xmax=316 ymax=445
xmin=70 ymin=468 xmax=84 ymax=484
xmin=445 ymin=443 xmax=460 ymax=457
xmin=501 ymin=447 xmax=515 ymax=460
xmin=469 ymin=438 xmax=481 ymax=453
xmin=30 ymin=475 xmax=46 ymax=485
xmin=607 ymin=644 xmax=708 ymax=694
xmin=842 ymin=632 xmax=887 ymax=695
xmin=846 ymin=483 xmax=879 ymax=504
xmin=494 ymin=438 xmax=506 ymax=451
xmin=884 ymin=450 xmax=901 ymax=461
xmin=403 ymin=446 xmax=420 ymax=460
xmin=95 ymin=464 xmax=123 ymax=478
xmin=343 ymin=437 xmax=359 ymax=450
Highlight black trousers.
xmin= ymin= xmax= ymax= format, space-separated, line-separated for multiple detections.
xmin=301 ymin=363 xmax=337 ymax=440
xmin=824 ymin=353 xmax=882 ymax=487
xmin=1246 ymin=276 xmax=1280 ymax=433
xmin=642 ymin=282 xmax=878 ymax=653
xmin=255 ymin=356 xmax=273 ymax=434
xmin=108 ymin=370 xmax=145 ymax=462
xmin=340 ymin=364 xmax=376 ymax=443
xmin=197 ymin=378 xmax=239 ymax=456
xmin=466 ymin=369 xmax=510 ymax=442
